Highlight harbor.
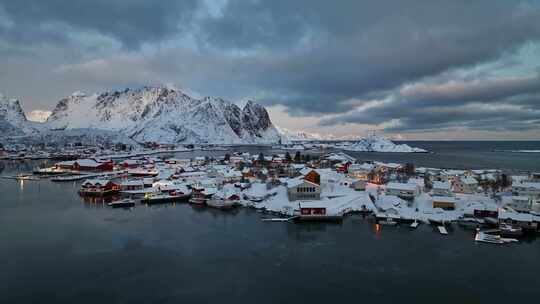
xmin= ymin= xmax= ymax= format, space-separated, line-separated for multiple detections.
xmin=1 ymin=143 xmax=539 ymax=242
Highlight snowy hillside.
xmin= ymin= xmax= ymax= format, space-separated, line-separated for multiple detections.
xmin=342 ymin=135 xmax=427 ymax=153
xmin=45 ymin=87 xmax=281 ymax=144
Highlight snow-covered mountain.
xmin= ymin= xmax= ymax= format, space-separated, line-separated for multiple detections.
xmin=45 ymin=87 xmax=280 ymax=144
xmin=342 ymin=135 xmax=427 ymax=153
xmin=277 ymin=127 xmax=328 ymax=142
xmin=0 ymin=93 xmax=41 ymax=136
xmin=26 ymin=110 xmax=51 ymax=123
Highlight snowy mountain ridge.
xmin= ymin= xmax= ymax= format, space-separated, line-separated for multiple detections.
xmin=1 ymin=87 xmax=281 ymax=144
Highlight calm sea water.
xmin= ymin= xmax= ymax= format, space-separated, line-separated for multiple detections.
xmin=353 ymin=141 xmax=540 ymax=171
xmin=1 ymin=141 xmax=540 ymax=303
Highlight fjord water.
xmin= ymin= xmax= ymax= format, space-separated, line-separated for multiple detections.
xmin=1 ymin=141 xmax=540 ymax=303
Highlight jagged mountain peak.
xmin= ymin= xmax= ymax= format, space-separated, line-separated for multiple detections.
xmin=0 ymin=93 xmax=27 ymax=122
xmin=44 ymin=86 xmax=280 ymax=144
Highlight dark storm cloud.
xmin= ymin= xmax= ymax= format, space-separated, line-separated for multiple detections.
xmin=320 ymin=100 xmax=540 ymax=132
xmin=1 ymin=0 xmax=540 ymax=136
xmin=319 ymin=70 xmax=540 ymax=132
xmin=0 ymin=0 xmax=198 ymax=48
xmin=194 ymin=0 xmax=540 ymax=114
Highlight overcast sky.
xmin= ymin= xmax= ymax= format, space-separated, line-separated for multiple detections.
xmin=1 ymin=0 xmax=539 ymax=139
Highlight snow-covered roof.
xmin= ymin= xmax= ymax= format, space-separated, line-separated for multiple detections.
xmin=386 ymin=182 xmax=417 ymax=192
xmin=432 ymin=181 xmax=451 ymax=190
xmin=408 ymin=177 xmax=425 ymax=187
xmin=119 ymin=180 xmax=144 ymax=186
xmin=514 ymin=182 xmax=540 ymax=190
xmin=286 ymin=178 xmax=319 ymax=189
xmin=349 ymin=163 xmax=375 ymax=171
xmin=461 ymin=177 xmax=478 ymax=185
xmin=499 ymin=210 xmax=534 ymax=222
xmin=443 ymin=169 xmax=466 ymax=176
xmin=377 ymin=195 xmax=405 ymax=210
xmin=431 ymin=196 xmax=457 ymax=203
xmin=82 ymin=179 xmax=111 ymax=186
xmin=512 ymin=196 xmax=530 ymax=202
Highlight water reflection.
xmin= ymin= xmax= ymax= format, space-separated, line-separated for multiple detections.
xmin=80 ymin=195 xmax=120 ymax=208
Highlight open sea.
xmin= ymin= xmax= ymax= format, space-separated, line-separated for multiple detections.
xmin=1 ymin=141 xmax=539 ymax=303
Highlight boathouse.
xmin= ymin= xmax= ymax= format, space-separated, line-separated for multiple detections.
xmin=56 ymin=158 xmax=113 ymax=172
xmin=79 ymin=179 xmax=119 ymax=196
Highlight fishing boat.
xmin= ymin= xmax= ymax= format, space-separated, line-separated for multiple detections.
xmin=141 ymin=192 xmax=190 ymax=205
xmin=107 ymin=199 xmax=136 ymax=208
xmin=474 ymin=230 xmax=518 ymax=244
xmin=127 ymin=168 xmax=159 ymax=177
xmin=499 ymin=223 xmax=523 ymax=237
xmin=457 ymin=217 xmax=485 ymax=229
xmin=1 ymin=174 xmax=40 ymax=181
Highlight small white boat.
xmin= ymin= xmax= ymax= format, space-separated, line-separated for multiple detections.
xmin=438 ymin=226 xmax=448 ymax=235
xmin=206 ymin=199 xmax=236 ymax=210
xmin=475 ymin=231 xmax=518 ymax=244
xmin=261 ymin=217 xmax=297 ymax=222
xmin=2 ymin=174 xmax=40 ymax=181
xmin=410 ymin=221 xmax=419 ymax=228
xmin=379 ymin=218 xmax=398 ymax=226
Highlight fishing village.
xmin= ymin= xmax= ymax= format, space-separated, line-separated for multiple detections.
xmin=2 ymin=141 xmax=540 ymax=246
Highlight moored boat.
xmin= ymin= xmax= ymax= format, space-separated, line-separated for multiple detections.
xmin=474 ymin=230 xmax=519 ymax=244
xmin=141 ymin=192 xmax=190 ymax=205
xmin=499 ymin=223 xmax=523 ymax=237
xmin=107 ymin=198 xmax=136 ymax=208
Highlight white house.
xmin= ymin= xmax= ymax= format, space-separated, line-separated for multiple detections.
xmin=432 ymin=181 xmax=453 ymax=196
xmin=385 ymin=182 xmax=419 ymax=200
xmin=507 ymin=196 xmax=532 ymax=212
xmin=347 ymin=163 xmax=374 ymax=181
xmin=287 ymin=178 xmax=321 ymax=201
xmin=453 ymin=177 xmax=479 ymax=194
xmin=512 ymin=181 xmax=540 ymax=199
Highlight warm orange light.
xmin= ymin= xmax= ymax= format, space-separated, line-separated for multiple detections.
xmin=375 ymin=223 xmax=380 ymax=232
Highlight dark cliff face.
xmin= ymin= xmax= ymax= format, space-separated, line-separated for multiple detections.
xmin=241 ymin=100 xmax=272 ymax=137
xmin=0 ymin=98 xmax=27 ymax=122
xmin=0 ymin=96 xmax=31 ymax=136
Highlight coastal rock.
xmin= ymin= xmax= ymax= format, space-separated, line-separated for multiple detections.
xmin=343 ymin=135 xmax=427 ymax=153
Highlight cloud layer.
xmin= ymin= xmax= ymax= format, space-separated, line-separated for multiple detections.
xmin=1 ymin=0 xmax=539 ymax=138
